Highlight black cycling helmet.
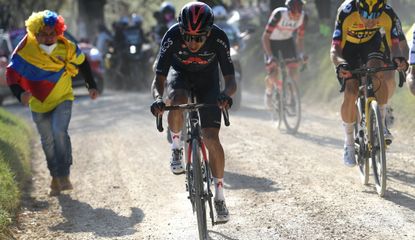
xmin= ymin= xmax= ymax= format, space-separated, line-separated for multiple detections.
xmin=178 ymin=2 xmax=214 ymax=34
xmin=356 ymin=0 xmax=386 ymax=19
xmin=160 ymin=2 xmax=176 ymax=15
xmin=285 ymin=0 xmax=305 ymax=13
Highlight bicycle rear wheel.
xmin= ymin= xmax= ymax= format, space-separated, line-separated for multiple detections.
xmin=282 ymin=79 xmax=301 ymax=133
xmin=271 ymin=88 xmax=282 ymax=128
xmin=355 ymin=98 xmax=369 ymax=185
xmin=191 ymin=139 xmax=208 ymax=239
xmin=369 ymin=101 xmax=387 ymax=197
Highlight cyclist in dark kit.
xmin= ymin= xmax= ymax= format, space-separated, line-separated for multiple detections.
xmin=150 ymin=2 xmax=236 ymax=223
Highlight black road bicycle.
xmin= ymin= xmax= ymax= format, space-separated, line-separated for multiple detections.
xmin=270 ymin=52 xmax=302 ymax=133
xmin=341 ymin=64 xmax=405 ymax=197
xmin=156 ymin=92 xmax=230 ymax=240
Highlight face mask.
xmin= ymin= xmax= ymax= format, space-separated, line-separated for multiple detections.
xmin=39 ymin=43 xmax=57 ymax=55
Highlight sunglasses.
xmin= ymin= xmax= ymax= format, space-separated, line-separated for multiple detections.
xmin=359 ymin=10 xmax=382 ymax=19
xmin=181 ymin=33 xmax=208 ymax=43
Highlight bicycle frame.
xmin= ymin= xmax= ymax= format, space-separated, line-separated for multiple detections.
xmin=269 ymin=51 xmax=302 ymax=133
xmin=345 ymin=64 xmax=405 ymax=196
xmin=155 ymin=90 xmax=230 ymax=238
xmin=350 ymin=65 xmax=400 ymax=148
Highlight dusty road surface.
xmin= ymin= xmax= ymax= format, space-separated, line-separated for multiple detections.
xmin=5 ymin=90 xmax=415 ymax=240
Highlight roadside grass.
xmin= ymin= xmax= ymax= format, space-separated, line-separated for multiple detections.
xmin=0 ymin=108 xmax=32 ymax=238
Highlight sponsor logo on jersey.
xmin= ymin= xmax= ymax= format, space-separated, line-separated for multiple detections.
xmin=216 ymin=39 xmax=228 ymax=50
xmin=182 ymin=57 xmax=209 ymax=65
xmin=333 ymin=29 xmax=341 ymax=38
xmin=160 ymin=38 xmax=173 ymax=54
xmin=343 ymin=3 xmax=353 ymax=14
xmin=347 ymin=29 xmax=377 ymax=39
xmin=392 ymin=27 xmax=398 ymax=37
xmin=280 ymin=19 xmax=298 ymax=28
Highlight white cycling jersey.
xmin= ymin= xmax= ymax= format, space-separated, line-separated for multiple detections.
xmin=265 ymin=7 xmax=306 ymax=41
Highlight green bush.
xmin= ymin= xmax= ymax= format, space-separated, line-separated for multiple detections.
xmin=0 ymin=108 xmax=32 ymax=235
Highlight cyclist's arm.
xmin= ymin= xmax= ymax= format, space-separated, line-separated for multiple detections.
xmin=223 ymin=75 xmax=236 ymax=97
xmin=296 ymin=13 xmax=307 ymax=57
xmin=151 ymin=73 xmax=166 ymax=100
xmin=216 ymin=28 xmax=237 ymax=97
xmin=262 ymin=9 xmax=282 ymax=58
xmin=399 ymin=39 xmax=409 ymax=60
xmin=385 ymin=7 xmax=405 ymax=59
xmin=262 ymin=31 xmax=273 ymax=58
xmin=330 ymin=42 xmax=346 ymax=67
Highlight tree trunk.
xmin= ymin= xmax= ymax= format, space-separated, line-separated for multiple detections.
xmin=77 ymin=0 xmax=106 ymax=42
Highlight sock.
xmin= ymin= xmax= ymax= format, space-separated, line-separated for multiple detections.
xmin=379 ymin=104 xmax=386 ymax=129
xmin=213 ymin=178 xmax=225 ymax=201
xmin=170 ymin=130 xmax=182 ymax=149
xmin=343 ymin=121 xmax=355 ymax=146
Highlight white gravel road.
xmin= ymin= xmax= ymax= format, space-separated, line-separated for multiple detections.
xmin=5 ymin=89 xmax=415 ymax=240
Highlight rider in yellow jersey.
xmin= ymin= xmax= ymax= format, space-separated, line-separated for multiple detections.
xmin=330 ymin=0 xmax=408 ymax=167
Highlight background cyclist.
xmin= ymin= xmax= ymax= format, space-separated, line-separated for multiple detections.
xmin=150 ymin=2 xmax=236 ymax=223
xmin=330 ymin=0 xmax=408 ymax=167
xmin=261 ymin=0 xmax=307 ymax=109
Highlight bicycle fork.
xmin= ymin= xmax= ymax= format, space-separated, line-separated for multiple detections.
xmin=186 ymin=139 xmax=216 ymax=226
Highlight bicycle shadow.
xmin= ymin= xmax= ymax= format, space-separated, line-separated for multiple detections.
xmin=208 ymin=230 xmax=239 ymax=240
xmin=383 ymin=169 xmax=415 ymax=211
xmin=230 ymin=105 xmax=272 ymax=121
xmin=225 ymin=171 xmax=280 ymax=192
xmin=49 ymin=194 xmax=144 ymax=237
xmin=291 ymin=131 xmax=343 ymax=149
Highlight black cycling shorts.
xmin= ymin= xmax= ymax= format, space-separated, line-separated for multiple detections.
xmin=270 ymin=38 xmax=298 ymax=61
xmin=342 ymin=32 xmax=386 ymax=69
xmin=167 ymin=68 xmax=221 ymax=129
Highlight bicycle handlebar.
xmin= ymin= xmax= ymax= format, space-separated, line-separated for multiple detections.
xmin=156 ymin=103 xmax=230 ymax=132
xmin=340 ymin=64 xmax=406 ymax=92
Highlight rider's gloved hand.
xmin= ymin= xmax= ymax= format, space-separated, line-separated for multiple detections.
xmin=393 ymin=56 xmax=409 ymax=72
xmin=298 ymin=53 xmax=308 ymax=63
xmin=336 ymin=63 xmax=352 ymax=83
xmin=264 ymin=55 xmax=276 ymax=74
xmin=150 ymin=97 xmax=165 ymax=117
xmin=217 ymin=92 xmax=233 ymax=110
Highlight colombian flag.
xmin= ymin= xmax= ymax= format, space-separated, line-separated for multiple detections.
xmin=6 ymin=34 xmax=84 ymax=112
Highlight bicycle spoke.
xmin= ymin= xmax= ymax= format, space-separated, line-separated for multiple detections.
xmin=282 ymin=80 xmax=301 ymax=133
xmin=370 ymin=102 xmax=387 ymax=197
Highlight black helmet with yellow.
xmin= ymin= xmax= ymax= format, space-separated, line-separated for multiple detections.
xmin=356 ymin=0 xmax=386 ymax=19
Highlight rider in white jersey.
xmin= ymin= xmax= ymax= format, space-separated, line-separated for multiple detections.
xmin=261 ymin=0 xmax=307 ymax=109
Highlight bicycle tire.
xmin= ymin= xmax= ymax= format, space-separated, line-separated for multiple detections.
xmin=271 ymin=87 xmax=282 ymax=127
xmin=355 ymin=98 xmax=369 ymax=185
xmin=369 ymin=101 xmax=387 ymax=197
xmin=191 ymin=139 xmax=208 ymax=239
xmin=282 ymin=79 xmax=301 ymax=133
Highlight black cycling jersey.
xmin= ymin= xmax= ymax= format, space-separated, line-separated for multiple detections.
xmin=155 ymin=23 xmax=235 ymax=77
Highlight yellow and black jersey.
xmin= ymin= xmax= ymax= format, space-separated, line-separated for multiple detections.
xmin=332 ymin=0 xmax=404 ymax=48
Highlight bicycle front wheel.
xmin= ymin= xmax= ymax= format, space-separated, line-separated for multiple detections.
xmin=369 ymin=101 xmax=387 ymax=197
xmin=355 ymin=98 xmax=369 ymax=185
xmin=282 ymin=79 xmax=301 ymax=133
xmin=191 ymin=139 xmax=208 ymax=239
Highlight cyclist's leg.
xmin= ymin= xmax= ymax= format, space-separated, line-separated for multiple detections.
xmin=197 ymin=78 xmax=225 ymax=191
xmin=198 ymin=78 xmax=229 ymax=222
xmin=201 ymin=127 xmax=230 ymax=222
xmin=365 ymin=34 xmax=392 ymax=142
xmin=340 ymin=42 xmax=361 ymax=167
xmin=281 ymin=38 xmax=300 ymax=83
xmin=264 ymin=40 xmax=283 ymax=108
xmin=167 ymin=70 xmax=188 ymax=174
